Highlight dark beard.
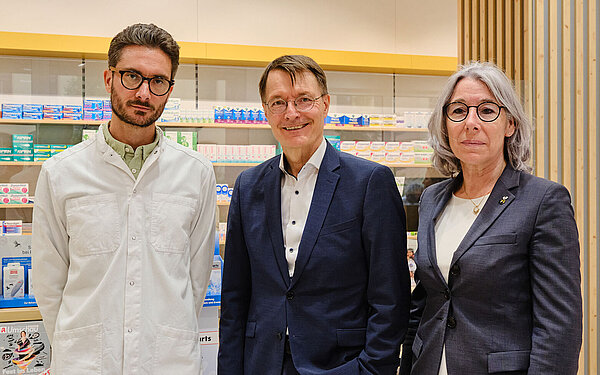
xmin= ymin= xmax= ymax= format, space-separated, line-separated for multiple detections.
xmin=111 ymin=93 xmax=165 ymax=128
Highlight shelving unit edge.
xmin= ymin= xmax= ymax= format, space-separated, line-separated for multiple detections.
xmin=0 ymin=31 xmax=457 ymax=75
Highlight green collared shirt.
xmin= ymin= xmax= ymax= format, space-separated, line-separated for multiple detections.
xmin=103 ymin=123 xmax=159 ymax=179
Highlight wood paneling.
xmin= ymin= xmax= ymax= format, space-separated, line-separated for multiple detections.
xmin=459 ymin=1 xmax=599 ymax=374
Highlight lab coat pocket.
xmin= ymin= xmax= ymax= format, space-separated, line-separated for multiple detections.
xmin=52 ymin=323 xmax=102 ymax=374
xmin=154 ymin=324 xmax=202 ymax=374
xmin=150 ymin=193 xmax=196 ymax=254
xmin=66 ymin=194 xmax=120 ymax=256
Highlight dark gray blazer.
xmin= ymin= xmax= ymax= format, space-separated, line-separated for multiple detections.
xmin=399 ymin=166 xmax=582 ymax=375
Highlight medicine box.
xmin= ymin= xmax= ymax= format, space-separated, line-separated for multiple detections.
xmin=2 ymin=221 xmax=23 ymax=236
xmin=63 ymin=112 xmax=83 ymax=120
xmin=23 ymin=112 xmax=43 ymax=120
xmin=2 ymin=112 xmax=23 ymax=119
xmin=42 ymin=104 xmax=63 ymax=114
xmin=340 ymin=141 xmax=356 ymax=153
xmin=3 ymin=262 xmax=24 ymax=298
xmin=23 ymin=104 xmax=43 ymax=113
xmin=0 ymin=183 xmax=28 ymax=195
xmin=84 ymin=110 xmax=103 ymax=120
xmin=43 ymin=113 xmax=64 ymax=120
xmin=82 ymin=129 xmax=97 ymax=141
xmin=2 ymin=104 xmax=23 ymax=113
xmin=62 ymin=105 xmax=83 ymax=113
xmin=84 ymin=99 xmax=103 ymax=111
xmin=12 ymin=134 xmax=34 ymax=143
xmin=0 ymin=195 xmax=29 ymax=204
xmin=177 ymin=131 xmax=198 ymax=149
xmin=355 ymin=141 xmax=371 ymax=152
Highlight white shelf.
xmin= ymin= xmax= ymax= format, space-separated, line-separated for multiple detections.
xmin=0 ymin=119 xmax=427 ymax=133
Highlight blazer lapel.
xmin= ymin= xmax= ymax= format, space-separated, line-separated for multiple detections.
xmin=264 ymin=156 xmax=290 ymax=287
xmin=426 ymin=178 xmax=457 ymax=286
xmin=450 ymin=166 xmax=520 ymax=267
xmin=290 ymin=144 xmax=340 ymax=286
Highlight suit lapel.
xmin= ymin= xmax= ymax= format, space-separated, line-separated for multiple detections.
xmin=264 ymin=156 xmax=290 ymax=287
xmin=290 ymin=144 xmax=340 ymax=287
xmin=426 ymin=178 xmax=457 ymax=286
xmin=450 ymin=167 xmax=520 ymax=267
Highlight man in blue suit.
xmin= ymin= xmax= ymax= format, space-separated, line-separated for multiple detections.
xmin=218 ymin=55 xmax=410 ymax=375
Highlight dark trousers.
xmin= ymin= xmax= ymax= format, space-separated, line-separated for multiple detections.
xmin=282 ymin=336 xmax=300 ymax=375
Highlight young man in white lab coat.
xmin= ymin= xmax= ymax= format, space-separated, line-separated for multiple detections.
xmin=32 ymin=23 xmax=216 ymax=374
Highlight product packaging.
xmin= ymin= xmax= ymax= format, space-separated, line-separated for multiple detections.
xmin=42 ymin=105 xmax=63 ymax=114
xmin=62 ymin=104 xmax=83 ymax=113
xmin=3 ymin=262 xmax=24 ymax=298
xmin=0 ymin=320 xmax=50 ymax=373
xmin=23 ymin=112 xmax=43 ymax=120
xmin=84 ymin=99 xmax=103 ymax=111
xmin=177 ymin=131 xmax=198 ymax=149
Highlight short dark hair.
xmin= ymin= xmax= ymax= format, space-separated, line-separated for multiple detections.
xmin=258 ymin=55 xmax=328 ymax=101
xmin=108 ymin=23 xmax=180 ymax=79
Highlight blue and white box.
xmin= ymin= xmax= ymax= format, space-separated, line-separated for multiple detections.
xmin=84 ymin=99 xmax=103 ymax=111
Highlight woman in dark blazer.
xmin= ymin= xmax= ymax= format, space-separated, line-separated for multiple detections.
xmin=399 ymin=62 xmax=582 ymax=375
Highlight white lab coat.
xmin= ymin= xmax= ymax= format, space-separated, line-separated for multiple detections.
xmin=32 ymin=125 xmax=216 ymax=374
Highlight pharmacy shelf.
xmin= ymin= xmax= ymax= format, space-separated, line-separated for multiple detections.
xmin=0 ymin=31 xmax=457 ymax=76
xmin=217 ymin=202 xmax=230 ymax=206
xmin=0 ymin=203 xmax=33 ymax=208
xmin=1 ymin=160 xmax=434 ymax=168
xmin=0 ymin=161 xmax=43 ymax=166
xmin=213 ymin=162 xmax=260 ymax=167
xmin=0 ymin=307 xmax=42 ymax=322
xmin=0 ymin=119 xmax=428 ymax=133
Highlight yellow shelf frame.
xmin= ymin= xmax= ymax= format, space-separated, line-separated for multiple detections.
xmin=0 ymin=307 xmax=42 ymax=322
xmin=0 ymin=31 xmax=457 ymax=76
xmin=0 ymin=203 xmax=33 ymax=208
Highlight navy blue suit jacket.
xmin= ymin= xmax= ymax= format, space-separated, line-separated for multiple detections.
xmin=218 ymin=142 xmax=410 ymax=375
xmin=399 ymin=166 xmax=582 ymax=375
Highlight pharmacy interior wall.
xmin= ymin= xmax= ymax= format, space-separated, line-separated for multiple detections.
xmin=0 ymin=0 xmax=457 ymax=57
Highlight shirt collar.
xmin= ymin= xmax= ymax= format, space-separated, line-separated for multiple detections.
xmin=103 ymin=122 xmax=160 ymax=160
xmin=279 ymin=137 xmax=327 ymax=176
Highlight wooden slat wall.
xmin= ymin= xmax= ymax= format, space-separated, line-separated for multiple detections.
xmin=458 ymin=1 xmax=599 ymax=374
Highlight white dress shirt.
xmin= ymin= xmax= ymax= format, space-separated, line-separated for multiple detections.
xmin=434 ymin=193 xmax=490 ymax=375
xmin=279 ymin=138 xmax=327 ymax=278
xmin=32 ymin=125 xmax=216 ymax=374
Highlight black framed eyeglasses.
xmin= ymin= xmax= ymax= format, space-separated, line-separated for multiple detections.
xmin=264 ymin=94 xmax=326 ymax=114
xmin=109 ymin=67 xmax=174 ymax=96
xmin=444 ymin=101 xmax=506 ymax=122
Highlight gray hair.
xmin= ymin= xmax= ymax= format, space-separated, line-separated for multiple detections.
xmin=108 ymin=23 xmax=180 ymax=79
xmin=429 ymin=61 xmax=532 ymax=176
